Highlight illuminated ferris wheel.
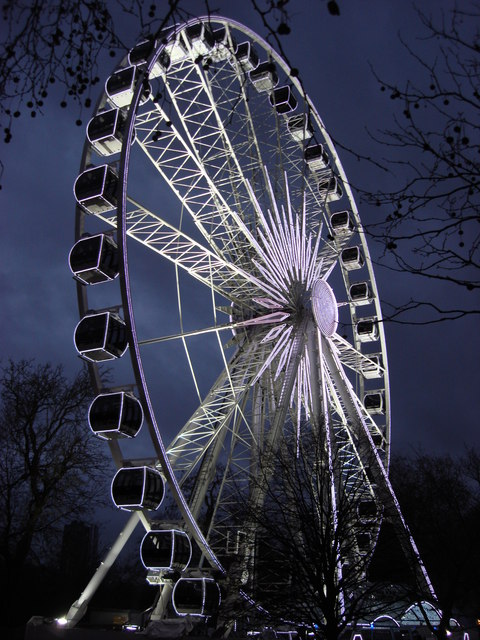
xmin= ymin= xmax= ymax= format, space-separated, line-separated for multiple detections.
xmin=66 ymin=16 xmax=433 ymax=628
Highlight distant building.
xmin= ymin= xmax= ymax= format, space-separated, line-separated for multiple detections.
xmin=60 ymin=520 xmax=98 ymax=582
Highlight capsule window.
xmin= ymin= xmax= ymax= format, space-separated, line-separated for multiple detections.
xmin=349 ymin=282 xmax=372 ymax=306
xmin=358 ymin=499 xmax=377 ymax=521
xmin=287 ymin=114 xmax=313 ymax=142
xmin=371 ymin=431 xmax=385 ymax=448
xmin=269 ymin=85 xmax=297 ymax=114
xmin=128 ymin=39 xmax=155 ymax=66
xmin=249 ymin=61 xmax=278 ymax=92
xmin=74 ymin=165 xmax=119 ymax=215
xmin=140 ymin=529 xmax=192 ymax=571
xmin=234 ymin=41 xmax=259 ymax=72
xmin=360 ymin=353 xmax=383 ymax=379
xmin=164 ymin=34 xmax=188 ymax=63
xmin=105 ymin=66 xmax=152 ymax=108
xmin=185 ymin=22 xmax=214 ymax=57
xmin=111 ymin=466 xmax=164 ymax=510
xmin=74 ymin=312 xmax=128 ymax=361
xmin=212 ymin=27 xmax=236 ymax=61
xmin=356 ymin=533 xmax=371 ymax=554
xmin=88 ymin=392 xmax=143 ymax=439
xmin=341 ymin=246 xmax=364 ymax=271
xmin=305 ymin=144 xmax=330 ymax=173
xmin=172 ymin=578 xmax=221 ymax=617
xmin=364 ymin=392 xmax=385 ymax=415
xmin=305 ymin=144 xmax=329 ymax=171
xmin=330 ymin=210 xmax=354 ymax=235
xmin=319 ymin=175 xmax=343 ymax=202
xmin=69 ymin=234 xmax=119 ymax=285
xmin=128 ymin=40 xmax=170 ymax=79
xmin=355 ymin=318 xmax=378 ymax=343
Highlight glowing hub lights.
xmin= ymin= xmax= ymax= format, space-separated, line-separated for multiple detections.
xmin=311 ymin=278 xmax=338 ymax=337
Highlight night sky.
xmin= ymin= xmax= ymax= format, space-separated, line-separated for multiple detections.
xmin=1 ymin=0 xmax=478 ymax=493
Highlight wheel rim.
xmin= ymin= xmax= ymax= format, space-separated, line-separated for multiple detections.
xmin=73 ymin=15 xmax=393 ymax=612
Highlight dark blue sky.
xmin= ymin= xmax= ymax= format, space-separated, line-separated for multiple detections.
xmin=1 ymin=0 xmax=478 ymax=466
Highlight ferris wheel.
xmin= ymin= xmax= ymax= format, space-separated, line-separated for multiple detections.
xmin=66 ymin=16 xmax=433 ymax=628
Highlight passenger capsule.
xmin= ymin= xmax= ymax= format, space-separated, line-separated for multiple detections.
xmin=341 ymin=246 xmax=364 ymax=271
xmin=87 ymin=108 xmax=132 ymax=157
xmin=69 ymin=234 xmax=119 ymax=285
xmin=212 ymin=27 xmax=236 ymax=61
xmin=105 ymin=66 xmax=152 ymax=108
xmin=185 ymin=22 xmax=214 ymax=57
xmin=164 ymin=34 xmax=188 ymax=63
xmin=128 ymin=40 xmax=170 ymax=78
xmin=371 ymin=431 xmax=385 ymax=448
xmin=111 ymin=466 xmax=164 ymax=510
xmin=356 ymin=533 xmax=371 ymax=555
xmin=172 ymin=577 xmax=221 ymax=617
xmin=235 ymin=41 xmax=259 ymax=72
xmin=74 ymin=312 xmax=128 ymax=361
xmin=269 ymin=85 xmax=297 ymax=114
xmin=360 ymin=353 xmax=383 ymax=379
xmin=250 ymin=61 xmax=278 ymax=92
xmin=88 ymin=392 xmax=143 ymax=439
xmin=319 ymin=175 xmax=343 ymax=202
xmin=349 ymin=282 xmax=372 ymax=306
xmin=140 ymin=529 xmax=192 ymax=571
xmin=330 ymin=210 xmax=354 ymax=235
xmin=355 ymin=318 xmax=379 ymax=343
xmin=74 ymin=165 xmax=119 ymax=215
xmin=358 ymin=499 xmax=378 ymax=521
xmin=364 ymin=391 xmax=385 ymax=415
xmin=305 ymin=143 xmax=329 ymax=172
xmin=287 ymin=114 xmax=313 ymax=142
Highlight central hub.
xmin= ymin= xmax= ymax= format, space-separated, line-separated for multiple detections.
xmin=311 ymin=278 xmax=338 ymax=337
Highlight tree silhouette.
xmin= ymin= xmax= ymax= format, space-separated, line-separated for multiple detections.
xmin=359 ymin=3 xmax=480 ymax=323
xmin=389 ymin=450 xmax=480 ymax=638
xmin=0 ymin=359 xmax=110 ymax=625
xmin=217 ymin=431 xmax=404 ymax=640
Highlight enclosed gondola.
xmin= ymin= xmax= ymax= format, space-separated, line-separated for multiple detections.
xmin=287 ymin=114 xmax=313 ymax=142
xmin=349 ymin=282 xmax=372 ymax=306
xmin=341 ymin=245 xmax=364 ymax=271
xmin=355 ymin=317 xmax=379 ymax=343
xmin=360 ymin=353 xmax=383 ymax=379
xmin=172 ymin=577 xmax=221 ymax=617
xmin=128 ymin=40 xmax=170 ymax=78
xmin=74 ymin=312 xmax=128 ymax=361
xmin=356 ymin=533 xmax=371 ymax=555
xmin=69 ymin=234 xmax=119 ymax=285
xmin=74 ymin=165 xmax=119 ymax=215
xmin=211 ymin=26 xmax=236 ymax=61
xmin=364 ymin=391 xmax=385 ymax=415
xmin=330 ymin=210 xmax=353 ymax=235
xmin=250 ymin=61 xmax=278 ymax=92
xmin=164 ymin=34 xmax=188 ymax=63
xmin=358 ymin=499 xmax=378 ymax=522
xmin=88 ymin=391 xmax=143 ymax=439
xmin=269 ymin=85 xmax=297 ymax=114
xmin=140 ymin=529 xmax=192 ymax=571
xmin=105 ymin=65 xmax=152 ymax=109
xmin=319 ymin=175 xmax=343 ymax=203
xmin=304 ymin=143 xmax=329 ymax=172
xmin=185 ymin=22 xmax=215 ymax=57
xmin=87 ymin=108 xmax=132 ymax=157
xmin=111 ymin=466 xmax=164 ymax=510
xmin=235 ymin=41 xmax=259 ymax=72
